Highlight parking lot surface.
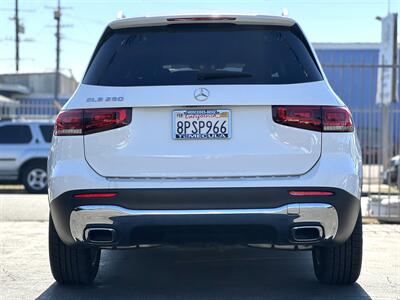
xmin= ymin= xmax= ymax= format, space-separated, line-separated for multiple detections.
xmin=0 ymin=193 xmax=399 ymax=300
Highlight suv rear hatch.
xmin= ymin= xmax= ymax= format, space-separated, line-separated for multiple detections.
xmin=76 ymin=20 xmax=337 ymax=178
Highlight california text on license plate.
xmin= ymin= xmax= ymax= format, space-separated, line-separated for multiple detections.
xmin=172 ymin=109 xmax=231 ymax=139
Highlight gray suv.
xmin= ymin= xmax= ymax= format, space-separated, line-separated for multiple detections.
xmin=0 ymin=119 xmax=54 ymax=193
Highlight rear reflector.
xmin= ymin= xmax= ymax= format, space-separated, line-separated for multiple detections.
xmin=167 ymin=17 xmax=236 ymax=22
xmin=73 ymin=193 xmax=118 ymax=199
xmin=272 ymin=106 xmax=353 ymax=132
xmin=289 ymin=191 xmax=334 ymax=196
xmin=55 ymin=108 xmax=132 ymax=136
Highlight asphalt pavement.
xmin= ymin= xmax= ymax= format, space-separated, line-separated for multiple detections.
xmin=0 ymin=192 xmax=399 ymax=300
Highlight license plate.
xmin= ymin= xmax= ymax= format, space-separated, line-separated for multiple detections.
xmin=172 ymin=109 xmax=231 ymax=139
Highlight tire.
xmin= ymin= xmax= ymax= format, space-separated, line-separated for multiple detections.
xmin=312 ymin=210 xmax=363 ymax=285
xmin=49 ymin=215 xmax=101 ymax=285
xmin=21 ymin=162 xmax=48 ymax=194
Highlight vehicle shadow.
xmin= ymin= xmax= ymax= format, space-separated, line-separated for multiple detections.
xmin=37 ymin=246 xmax=371 ymax=299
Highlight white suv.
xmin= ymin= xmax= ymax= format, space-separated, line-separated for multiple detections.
xmin=0 ymin=119 xmax=53 ymax=193
xmin=48 ymin=15 xmax=363 ymax=285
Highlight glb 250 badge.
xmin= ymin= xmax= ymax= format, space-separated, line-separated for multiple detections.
xmin=86 ymin=96 xmax=124 ymax=103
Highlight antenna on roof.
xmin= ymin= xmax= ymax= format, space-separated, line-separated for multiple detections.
xmin=282 ymin=8 xmax=289 ymax=17
xmin=116 ymin=10 xmax=125 ymax=19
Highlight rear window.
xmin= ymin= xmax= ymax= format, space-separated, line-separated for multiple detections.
xmin=0 ymin=125 xmax=32 ymax=144
xmin=39 ymin=125 xmax=54 ymax=143
xmin=83 ymin=24 xmax=322 ymax=86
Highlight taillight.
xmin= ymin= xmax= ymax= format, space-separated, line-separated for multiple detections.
xmin=272 ymin=106 xmax=321 ymax=131
xmin=272 ymin=106 xmax=353 ymax=132
xmin=55 ymin=110 xmax=83 ymax=136
xmin=321 ymin=106 xmax=354 ymax=132
xmin=55 ymin=108 xmax=132 ymax=136
xmin=84 ymin=108 xmax=131 ymax=134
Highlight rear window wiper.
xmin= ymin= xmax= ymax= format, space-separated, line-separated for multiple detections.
xmin=197 ymin=70 xmax=253 ymax=80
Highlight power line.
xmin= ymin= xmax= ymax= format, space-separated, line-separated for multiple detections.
xmin=0 ymin=7 xmax=35 ymax=12
xmin=63 ymin=37 xmax=93 ymax=46
xmin=0 ymin=58 xmax=35 ymax=61
xmin=63 ymin=12 xmax=104 ymax=25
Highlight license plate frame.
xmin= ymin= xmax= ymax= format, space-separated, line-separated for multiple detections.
xmin=172 ymin=109 xmax=231 ymax=140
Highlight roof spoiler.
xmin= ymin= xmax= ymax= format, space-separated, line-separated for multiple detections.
xmin=109 ymin=14 xmax=296 ymax=30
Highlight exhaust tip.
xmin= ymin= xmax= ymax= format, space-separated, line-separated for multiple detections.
xmin=291 ymin=226 xmax=323 ymax=243
xmin=84 ymin=228 xmax=117 ymax=244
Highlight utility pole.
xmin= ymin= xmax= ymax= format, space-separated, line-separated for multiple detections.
xmin=45 ymin=1 xmax=71 ymax=106
xmin=6 ymin=2 xmax=33 ymax=70
xmin=54 ymin=0 xmax=61 ymax=102
xmin=15 ymin=0 xmax=19 ymax=72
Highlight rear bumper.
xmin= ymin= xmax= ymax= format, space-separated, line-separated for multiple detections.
xmin=70 ymin=203 xmax=338 ymax=246
xmin=50 ymin=187 xmax=360 ymax=248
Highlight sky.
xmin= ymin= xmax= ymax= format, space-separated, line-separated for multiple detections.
xmin=0 ymin=0 xmax=399 ymax=81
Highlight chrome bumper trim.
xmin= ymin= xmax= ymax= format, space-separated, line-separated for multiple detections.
xmin=69 ymin=203 xmax=338 ymax=244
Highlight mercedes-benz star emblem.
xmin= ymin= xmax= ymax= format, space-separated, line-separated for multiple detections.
xmin=194 ymin=88 xmax=210 ymax=101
